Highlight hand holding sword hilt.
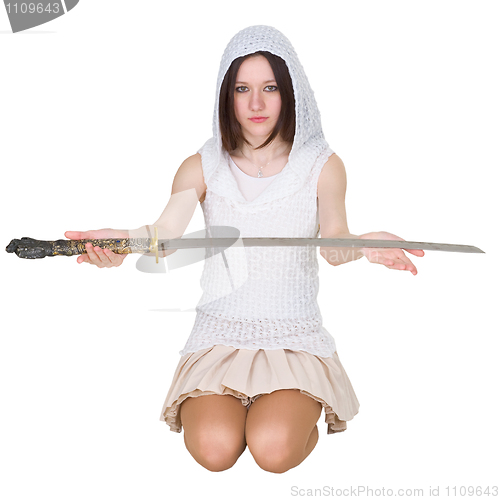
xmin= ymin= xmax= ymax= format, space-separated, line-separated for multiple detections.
xmin=5 ymin=236 xmax=136 ymax=259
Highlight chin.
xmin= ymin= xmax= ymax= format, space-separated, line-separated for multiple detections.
xmin=246 ymin=126 xmax=275 ymax=138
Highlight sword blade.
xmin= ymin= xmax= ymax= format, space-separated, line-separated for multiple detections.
xmin=159 ymin=238 xmax=484 ymax=254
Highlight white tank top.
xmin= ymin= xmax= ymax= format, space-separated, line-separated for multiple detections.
xmin=178 ymin=148 xmax=338 ymax=359
xmin=228 ymin=156 xmax=279 ymax=201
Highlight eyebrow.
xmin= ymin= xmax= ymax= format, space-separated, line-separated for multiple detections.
xmin=235 ymin=80 xmax=277 ymax=84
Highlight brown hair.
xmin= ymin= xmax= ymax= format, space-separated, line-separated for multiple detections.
xmin=219 ymin=51 xmax=295 ymax=152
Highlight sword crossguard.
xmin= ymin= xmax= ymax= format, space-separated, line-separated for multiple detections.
xmin=147 ymin=226 xmax=159 ymax=263
xmin=149 ymin=226 xmax=159 ymax=264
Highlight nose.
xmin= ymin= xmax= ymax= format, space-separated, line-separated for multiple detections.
xmin=249 ymin=90 xmax=264 ymax=111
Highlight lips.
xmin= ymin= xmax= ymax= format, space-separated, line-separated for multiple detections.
xmin=249 ymin=117 xmax=268 ymax=123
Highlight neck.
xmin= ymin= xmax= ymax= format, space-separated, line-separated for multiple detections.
xmin=237 ymin=138 xmax=291 ymax=166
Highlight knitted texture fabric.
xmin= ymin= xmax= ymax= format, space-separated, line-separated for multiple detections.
xmin=198 ymin=24 xmax=330 ymax=205
xmin=179 ymin=25 xmax=337 ymax=358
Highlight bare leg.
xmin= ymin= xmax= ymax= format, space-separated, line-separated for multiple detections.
xmin=245 ymin=389 xmax=322 ymax=474
xmin=179 ymin=394 xmax=248 ymax=472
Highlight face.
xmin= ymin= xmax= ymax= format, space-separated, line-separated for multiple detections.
xmin=233 ymin=55 xmax=282 ymax=144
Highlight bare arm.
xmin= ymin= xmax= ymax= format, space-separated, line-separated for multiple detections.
xmin=65 ymin=153 xmax=207 ymax=266
xmin=317 ymin=153 xmax=364 ymax=266
xmin=127 ymin=153 xmax=207 ymax=256
xmin=317 ymin=153 xmax=424 ymax=273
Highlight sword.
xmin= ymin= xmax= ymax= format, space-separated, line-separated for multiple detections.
xmin=157 ymin=237 xmax=483 ymax=253
xmin=5 ymin=232 xmax=485 ymax=260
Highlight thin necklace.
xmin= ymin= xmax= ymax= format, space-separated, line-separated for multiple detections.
xmin=239 ymin=147 xmax=287 ymax=178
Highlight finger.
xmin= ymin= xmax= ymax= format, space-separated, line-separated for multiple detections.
xmin=77 ymin=254 xmax=91 ymax=264
xmin=66 ymin=230 xmax=97 ymax=240
xmin=403 ymin=248 xmax=425 ymax=257
xmin=94 ymin=246 xmax=114 ymax=267
xmin=85 ymin=243 xmax=105 ymax=268
xmin=103 ymin=248 xmax=126 ymax=266
xmin=398 ymin=253 xmax=419 ymax=274
xmin=65 ymin=231 xmax=84 ymax=240
xmin=366 ymin=248 xmax=420 ymax=274
xmin=387 ymin=258 xmax=418 ymax=275
xmin=96 ymin=246 xmax=124 ymax=267
xmin=101 ymin=248 xmax=118 ymax=266
xmin=386 ymin=261 xmax=414 ymax=272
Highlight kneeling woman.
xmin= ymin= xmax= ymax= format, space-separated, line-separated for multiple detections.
xmin=67 ymin=25 xmax=423 ymax=474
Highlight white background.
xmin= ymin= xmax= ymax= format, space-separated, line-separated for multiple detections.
xmin=1 ymin=1 xmax=498 ymax=498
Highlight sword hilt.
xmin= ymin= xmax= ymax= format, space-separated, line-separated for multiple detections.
xmin=5 ymin=237 xmax=149 ymax=259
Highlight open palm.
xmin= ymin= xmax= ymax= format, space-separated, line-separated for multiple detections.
xmin=359 ymin=231 xmax=425 ymax=275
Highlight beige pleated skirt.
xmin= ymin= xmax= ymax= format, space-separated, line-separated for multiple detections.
xmin=159 ymin=344 xmax=359 ymax=435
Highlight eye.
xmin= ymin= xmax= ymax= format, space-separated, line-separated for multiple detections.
xmin=234 ymin=85 xmax=278 ymax=93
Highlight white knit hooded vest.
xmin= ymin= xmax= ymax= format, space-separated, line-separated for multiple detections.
xmin=179 ymin=25 xmax=337 ymax=359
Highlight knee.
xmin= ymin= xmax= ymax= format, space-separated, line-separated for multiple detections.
xmin=247 ymin=431 xmax=300 ymax=474
xmin=255 ymin=452 xmax=294 ymax=474
xmin=184 ymin=431 xmax=246 ymax=472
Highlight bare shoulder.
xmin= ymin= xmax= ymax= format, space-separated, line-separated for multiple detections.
xmin=317 ymin=153 xmax=347 ymax=197
xmin=172 ymin=153 xmax=207 ymax=203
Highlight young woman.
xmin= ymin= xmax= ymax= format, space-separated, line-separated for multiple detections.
xmin=66 ymin=25 xmax=424 ymax=474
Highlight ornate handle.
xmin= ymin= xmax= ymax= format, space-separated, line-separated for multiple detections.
xmin=5 ymin=237 xmax=139 ymax=259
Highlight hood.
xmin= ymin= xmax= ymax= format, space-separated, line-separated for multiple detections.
xmin=198 ymin=25 xmax=332 ymax=207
